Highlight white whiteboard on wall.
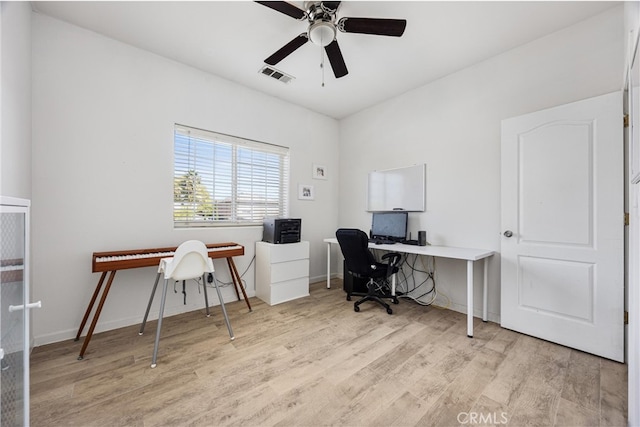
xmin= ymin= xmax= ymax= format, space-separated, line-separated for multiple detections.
xmin=367 ymin=164 xmax=426 ymax=212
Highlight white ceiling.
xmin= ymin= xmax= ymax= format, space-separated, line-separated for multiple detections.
xmin=31 ymin=1 xmax=619 ymax=119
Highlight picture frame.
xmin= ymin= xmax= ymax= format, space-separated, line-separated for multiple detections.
xmin=312 ymin=164 xmax=327 ymax=180
xmin=298 ymin=184 xmax=315 ymax=200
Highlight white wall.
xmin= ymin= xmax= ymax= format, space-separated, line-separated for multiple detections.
xmin=338 ymin=7 xmax=624 ymax=322
xmin=31 ymin=13 xmax=340 ymax=345
xmin=1 ymin=1 xmax=31 ymax=199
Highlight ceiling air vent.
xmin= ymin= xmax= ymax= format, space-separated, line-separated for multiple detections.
xmin=259 ymin=65 xmax=294 ymax=84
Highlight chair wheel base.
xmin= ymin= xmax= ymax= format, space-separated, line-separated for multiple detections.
xmin=353 ymin=294 xmax=394 ymax=315
xmin=150 ymin=363 xmax=157 ymax=368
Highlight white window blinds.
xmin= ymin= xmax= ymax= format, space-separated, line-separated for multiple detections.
xmin=174 ymin=124 xmax=290 ymax=227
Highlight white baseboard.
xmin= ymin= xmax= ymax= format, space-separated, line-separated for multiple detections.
xmin=34 ymin=289 xmax=255 ymax=347
xmin=443 ymin=301 xmax=500 ymax=324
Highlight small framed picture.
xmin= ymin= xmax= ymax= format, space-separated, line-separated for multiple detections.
xmin=312 ymin=164 xmax=327 ymax=180
xmin=298 ymin=184 xmax=315 ymax=200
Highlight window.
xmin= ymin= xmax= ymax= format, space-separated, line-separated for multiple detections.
xmin=174 ymin=124 xmax=290 ymax=227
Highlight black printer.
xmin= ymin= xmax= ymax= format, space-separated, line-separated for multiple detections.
xmin=262 ymin=218 xmax=301 ymax=244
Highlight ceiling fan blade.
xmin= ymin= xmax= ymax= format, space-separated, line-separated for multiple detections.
xmin=338 ymin=17 xmax=407 ymax=37
xmin=265 ymin=33 xmax=309 ymax=65
xmin=255 ymin=1 xmax=306 ymax=20
xmin=324 ymin=40 xmax=348 ymax=78
xmin=321 ymin=1 xmax=341 ymax=12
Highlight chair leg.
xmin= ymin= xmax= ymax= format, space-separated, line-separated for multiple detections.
xmin=140 ymin=272 xmax=161 ymax=335
xmin=354 ymin=295 xmax=393 ymax=314
xmin=202 ymin=274 xmax=211 ymax=317
xmin=151 ymin=278 xmax=169 ymax=368
xmin=353 ymin=278 xmax=393 ymax=315
xmin=211 ymin=273 xmax=235 ymax=340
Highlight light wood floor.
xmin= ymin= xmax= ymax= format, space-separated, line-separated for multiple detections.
xmin=31 ymin=280 xmax=627 ymax=426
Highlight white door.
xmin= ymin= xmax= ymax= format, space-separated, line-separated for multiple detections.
xmin=501 ymin=91 xmax=624 ymax=362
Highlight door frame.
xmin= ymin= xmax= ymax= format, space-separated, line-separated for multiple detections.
xmin=625 ymin=8 xmax=640 ymax=423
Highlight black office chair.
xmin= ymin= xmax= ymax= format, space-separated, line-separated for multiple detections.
xmin=335 ymin=228 xmax=402 ymax=314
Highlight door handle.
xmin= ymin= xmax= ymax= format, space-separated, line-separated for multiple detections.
xmin=9 ymin=301 xmax=42 ymax=312
xmin=503 ymin=230 xmax=513 ymax=238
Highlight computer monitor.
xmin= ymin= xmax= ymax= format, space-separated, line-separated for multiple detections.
xmin=371 ymin=211 xmax=408 ymax=241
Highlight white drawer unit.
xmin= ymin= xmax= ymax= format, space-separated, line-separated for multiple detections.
xmin=255 ymin=241 xmax=309 ymax=306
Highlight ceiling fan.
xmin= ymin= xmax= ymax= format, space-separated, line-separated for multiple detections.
xmin=256 ymin=1 xmax=407 ymax=79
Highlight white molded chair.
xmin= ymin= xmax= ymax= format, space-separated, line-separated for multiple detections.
xmin=139 ymin=240 xmax=234 ymax=368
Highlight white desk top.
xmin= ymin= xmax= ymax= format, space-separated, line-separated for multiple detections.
xmin=323 ymin=238 xmax=494 ymax=261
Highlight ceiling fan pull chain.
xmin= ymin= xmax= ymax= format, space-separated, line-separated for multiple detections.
xmin=320 ymin=42 xmax=325 ymax=87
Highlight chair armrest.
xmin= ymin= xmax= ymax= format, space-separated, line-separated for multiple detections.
xmin=381 ymin=252 xmax=402 ymax=267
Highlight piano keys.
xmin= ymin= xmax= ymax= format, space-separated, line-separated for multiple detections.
xmin=76 ymin=242 xmax=250 ymax=360
xmin=92 ymin=243 xmax=245 ymax=272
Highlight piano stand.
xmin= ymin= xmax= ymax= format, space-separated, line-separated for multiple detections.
xmin=75 ymin=243 xmax=250 ymax=360
xmin=74 ymin=270 xmax=116 ymax=360
xmin=227 ymin=257 xmax=252 ymax=310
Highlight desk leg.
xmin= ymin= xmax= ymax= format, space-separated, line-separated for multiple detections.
xmin=326 ymin=242 xmax=331 ymax=289
xmin=467 ymin=260 xmax=474 ymax=338
xmin=77 ymin=270 xmax=117 ymax=360
xmin=227 ymin=257 xmax=252 ymax=312
xmin=483 ymin=257 xmax=488 ymax=322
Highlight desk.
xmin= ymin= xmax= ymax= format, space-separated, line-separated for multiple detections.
xmin=324 ymin=238 xmax=494 ymax=338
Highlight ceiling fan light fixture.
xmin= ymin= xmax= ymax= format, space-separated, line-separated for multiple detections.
xmin=308 ymin=21 xmax=336 ymax=47
xmin=258 ymin=1 xmax=406 ymax=79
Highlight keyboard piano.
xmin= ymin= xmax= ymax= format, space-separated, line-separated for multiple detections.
xmin=92 ymin=243 xmax=244 ymax=272
xmin=76 ymin=242 xmax=249 ymax=360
